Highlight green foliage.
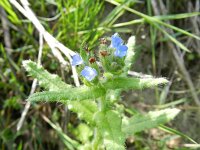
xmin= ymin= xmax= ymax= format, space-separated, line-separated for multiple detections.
xmin=24 ymin=57 xmax=168 ymax=103
xmin=94 ymin=110 xmax=125 ymax=150
xmin=122 ymin=108 xmax=180 ymax=136
xmin=1 ymin=0 xmax=199 ymax=149
xmin=72 ymin=123 xmax=93 ymax=144
xmin=42 ymin=115 xmax=80 ymax=150
xmin=3 ymin=96 xmax=21 ymax=109
xmin=22 ymin=32 xmax=173 ymax=149
xmin=101 ymin=0 xmax=130 ymax=27
xmin=159 ymin=125 xmax=198 ymax=144
xmin=68 ymin=100 xmax=98 ymax=125
xmin=106 ymin=0 xmax=200 ymax=52
xmin=56 ymin=0 xmax=104 ymax=48
xmin=27 ymin=86 xmax=106 ymax=102
xmin=104 ymin=77 xmax=168 ymax=90
xmin=123 ymin=36 xmax=136 ymax=73
xmin=23 ymin=60 xmax=101 ymax=128
xmin=0 ymin=0 xmax=20 ymax=24
xmin=23 ymin=60 xmax=71 ymax=90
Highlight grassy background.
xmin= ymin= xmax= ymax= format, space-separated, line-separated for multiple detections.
xmin=0 ymin=0 xmax=200 ymax=149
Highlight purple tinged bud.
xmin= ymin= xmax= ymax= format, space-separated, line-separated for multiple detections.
xmin=81 ymin=66 xmax=97 ymax=81
xmin=71 ymin=54 xmax=84 ymax=66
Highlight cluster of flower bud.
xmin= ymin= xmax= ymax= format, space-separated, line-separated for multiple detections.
xmin=71 ymin=33 xmax=128 ymax=81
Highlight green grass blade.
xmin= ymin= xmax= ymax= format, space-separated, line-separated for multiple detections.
xmin=151 ymin=22 xmax=191 ymax=52
xmin=0 ymin=0 xmax=21 ymax=24
xmin=155 ymin=12 xmax=200 ymax=20
xmin=106 ymin=0 xmax=195 ymax=52
xmin=159 ymin=125 xmax=198 ymax=144
xmin=113 ymin=12 xmax=200 ymax=27
xmin=41 ymin=115 xmax=80 ymax=150
xmin=157 ymin=98 xmax=188 ymax=109
xmin=112 ymin=19 xmax=144 ymax=27
xmin=101 ymin=0 xmax=131 ymax=26
xmin=151 ymin=17 xmax=200 ymax=40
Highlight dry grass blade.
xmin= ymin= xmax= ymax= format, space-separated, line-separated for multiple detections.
xmin=151 ymin=0 xmax=200 ymax=106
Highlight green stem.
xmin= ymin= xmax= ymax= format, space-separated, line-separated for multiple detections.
xmin=92 ymin=96 xmax=107 ymax=149
xmin=99 ymin=96 xmax=107 ymax=112
xmin=92 ymin=128 xmax=102 ymax=150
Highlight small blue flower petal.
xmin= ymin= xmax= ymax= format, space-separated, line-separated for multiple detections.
xmin=81 ymin=66 xmax=97 ymax=81
xmin=72 ymin=54 xmax=84 ymax=66
xmin=111 ymin=33 xmax=123 ymax=48
xmin=114 ymin=45 xmax=128 ymax=58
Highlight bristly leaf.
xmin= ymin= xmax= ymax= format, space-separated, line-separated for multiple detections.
xmin=122 ymin=108 xmax=180 ymax=136
xmin=23 ymin=60 xmax=99 ymax=125
xmin=23 ymin=60 xmax=71 ymax=91
xmin=68 ymin=100 xmax=98 ymax=125
xmin=94 ymin=110 xmax=125 ymax=150
xmin=27 ymin=86 xmax=106 ymax=103
xmin=104 ymin=77 xmax=169 ymax=90
xmin=123 ymin=36 xmax=136 ymax=73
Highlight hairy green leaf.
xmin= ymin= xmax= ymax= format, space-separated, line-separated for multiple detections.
xmin=94 ymin=110 xmax=125 ymax=150
xmin=27 ymin=86 xmax=106 ymax=102
xmin=104 ymin=77 xmax=168 ymax=90
xmin=123 ymin=36 xmax=136 ymax=73
xmin=23 ymin=60 xmax=71 ymax=91
xmin=23 ymin=60 xmax=100 ymax=125
xmin=68 ymin=100 xmax=98 ymax=125
xmin=122 ymin=108 xmax=180 ymax=136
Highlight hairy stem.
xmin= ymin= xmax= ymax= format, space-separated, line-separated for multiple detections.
xmin=92 ymin=128 xmax=102 ymax=150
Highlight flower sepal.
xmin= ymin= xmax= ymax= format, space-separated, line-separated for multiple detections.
xmin=80 ymin=46 xmax=90 ymax=65
xmin=103 ymin=72 xmax=114 ymax=80
xmin=81 ymin=77 xmax=98 ymax=87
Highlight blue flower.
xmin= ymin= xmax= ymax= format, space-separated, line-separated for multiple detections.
xmin=71 ymin=54 xmax=84 ymax=66
xmin=111 ymin=33 xmax=128 ymax=58
xmin=111 ymin=33 xmax=123 ymax=48
xmin=81 ymin=66 xmax=97 ymax=81
xmin=114 ymin=45 xmax=128 ymax=58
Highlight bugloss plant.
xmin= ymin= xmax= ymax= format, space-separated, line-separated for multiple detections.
xmin=23 ymin=33 xmax=180 ymax=150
